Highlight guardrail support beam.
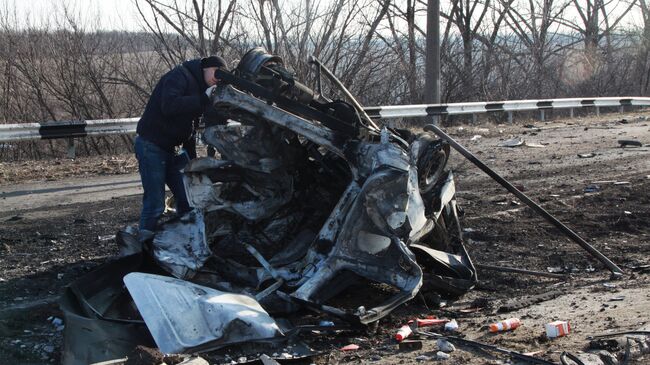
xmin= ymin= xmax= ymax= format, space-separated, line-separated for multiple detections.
xmin=67 ymin=138 xmax=76 ymax=159
xmin=507 ymin=111 xmax=513 ymax=124
xmin=540 ymin=110 xmax=545 ymax=122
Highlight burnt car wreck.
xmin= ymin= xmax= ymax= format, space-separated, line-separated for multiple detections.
xmin=60 ymin=48 xmax=477 ymax=364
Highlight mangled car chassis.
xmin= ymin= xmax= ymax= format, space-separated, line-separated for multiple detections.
xmin=61 ymin=48 xmax=477 ymax=363
xmin=66 ymin=47 xmax=633 ymax=364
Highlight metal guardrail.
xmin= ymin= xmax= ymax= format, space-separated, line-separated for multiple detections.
xmin=364 ymin=96 xmax=650 ymax=121
xmin=1 ymin=97 xmax=649 ymax=144
xmin=0 ymin=118 xmax=139 ymax=143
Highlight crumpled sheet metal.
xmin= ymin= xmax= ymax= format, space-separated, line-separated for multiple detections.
xmin=190 ymin=122 xmax=295 ymax=221
xmin=152 ymin=209 xmax=211 ymax=279
xmin=289 ymin=141 xmax=425 ymax=323
xmin=59 ymin=254 xmax=154 ymax=365
xmin=186 ymin=87 xmax=476 ymax=323
xmin=123 ymin=273 xmax=283 ymax=354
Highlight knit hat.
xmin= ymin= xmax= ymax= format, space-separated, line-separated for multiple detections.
xmin=201 ymin=55 xmax=227 ymax=69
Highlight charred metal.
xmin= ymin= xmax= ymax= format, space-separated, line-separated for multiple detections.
xmin=60 ymin=48 xmax=477 ymax=364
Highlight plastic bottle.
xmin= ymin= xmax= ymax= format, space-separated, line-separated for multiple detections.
xmin=489 ymin=318 xmax=521 ymax=333
xmin=395 ymin=324 xmax=413 ymax=341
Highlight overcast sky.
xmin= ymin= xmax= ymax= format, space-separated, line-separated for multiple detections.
xmin=6 ymin=0 xmax=645 ymax=33
xmin=9 ymin=0 xmax=142 ymax=31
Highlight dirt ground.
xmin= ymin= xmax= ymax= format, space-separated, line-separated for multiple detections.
xmin=0 ymin=111 xmax=649 ymax=364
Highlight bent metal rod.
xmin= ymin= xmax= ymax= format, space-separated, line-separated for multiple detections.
xmin=424 ymin=124 xmax=624 ymax=276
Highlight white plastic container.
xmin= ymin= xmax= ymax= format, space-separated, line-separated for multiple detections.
xmin=545 ymin=321 xmax=571 ymax=338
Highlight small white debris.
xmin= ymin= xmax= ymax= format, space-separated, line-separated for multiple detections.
xmin=415 ymin=355 xmax=432 ymax=361
xmin=437 ymin=339 xmax=456 ymax=352
xmin=97 ymin=235 xmax=114 ymax=242
xmin=444 ymin=319 xmax=459 ymax=332
xmin=436 ymin=351 xmax=451 ymax=360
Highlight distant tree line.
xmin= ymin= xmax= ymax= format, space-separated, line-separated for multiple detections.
xmin=0 ymin=0 xmax=647 ymax=160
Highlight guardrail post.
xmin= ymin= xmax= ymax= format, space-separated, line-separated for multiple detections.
xmin=507 ymin=111 xmax=513 ymax=124
xmin=67 ymin=138 xmax=76 ymax=159
xmin=540 ymin=110 xmax=545 ymax=122
xmin=472 ymin=113 xmax=477 ymax=123
xmin=570 ymin=108 xmax=574 ymax=118
xmin=619 ymin=105 xmax=624 ymax=113
xmin=595 ymin=106 xmax=600 ymax=116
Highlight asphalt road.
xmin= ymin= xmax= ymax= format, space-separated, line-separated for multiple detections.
xmin=0 ymin=173 xmax=142 ymax=214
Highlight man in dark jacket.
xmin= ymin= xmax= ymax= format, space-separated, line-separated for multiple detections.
xmin=135 ymin=55 xmax=227 ymax=236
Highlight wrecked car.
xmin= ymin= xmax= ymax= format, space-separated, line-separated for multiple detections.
xmin=60 ymin=47 xmax=477 ymax=364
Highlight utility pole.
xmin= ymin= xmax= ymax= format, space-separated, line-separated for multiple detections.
xmin=425 ymin=0 xmax=441 ymax=123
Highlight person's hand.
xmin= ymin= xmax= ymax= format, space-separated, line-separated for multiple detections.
xmin=205 ymin=85 xmax=216 ymax=98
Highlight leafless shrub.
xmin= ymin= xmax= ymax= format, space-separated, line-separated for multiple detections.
xmin=0 ymin=0 xmax=648 ymax=160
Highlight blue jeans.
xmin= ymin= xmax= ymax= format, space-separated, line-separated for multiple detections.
xmin=135 ymin=136 xmax=191 ymax=232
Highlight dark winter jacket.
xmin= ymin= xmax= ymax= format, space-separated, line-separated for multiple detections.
xmin=136 ymin=59 xmax=210 ymax=155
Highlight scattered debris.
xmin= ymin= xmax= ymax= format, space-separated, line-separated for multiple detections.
xmin=584 ymin=184 xmax=600 ymax=193
xmin=436 ymin=339 xmax=456 ymax=352
xmin=415 ymin=329 xmax=557 ymax=365
xmin=178 ymin=357 xmax=209 ymax=365
xmin=498 ymin=291 xmax=564 ymax=313
xmin=340 ymin=344 xmax=359 ymax=351
xmin=5 ymin=215 xmax=22 ymax=221
xmin=395 ymin=324 xmax=413 ymax=341
xmin=609 ymin=296 xmax=625 ymax=301
xmin=259 ymin=354 xmax=281 ymax=365
xmin=444 ymin=319 xmax=459 ymax=332
xmin=398 ymin=340 xmax=423 ymax=351
xmin=618 ymin=139 xmax=643 ymax=147
xmin=436 ymin=351 xmax=451 ymax=360
xmin=524 ymin=141 xmax=546 ymax=148
xmin=478 ymin=264 xmax=568 ymax=280
xmin=498 ymin=137 xmax=524 ymax=147
xmin=578 ymin=153 xmax=596 ymax=158
xmin=470 ymin=135 xmax=482 ymax=141
xmin=546 ymin=321 xmax=571 ymax=338
xmin=489 ymin=318 xmax=521 ymax=333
